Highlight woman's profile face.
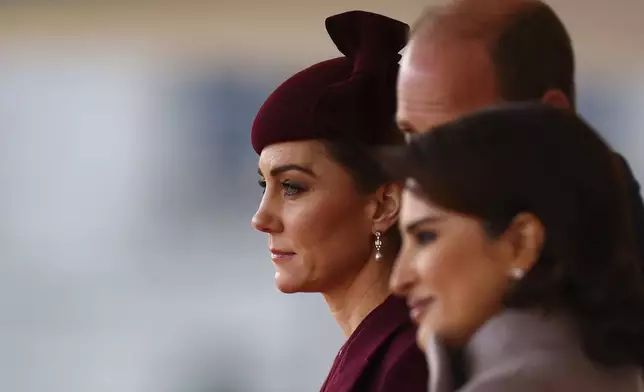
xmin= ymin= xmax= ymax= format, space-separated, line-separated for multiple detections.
xmin=252 ymin=140 xmax=375 ymax=294
xmin=390 ymin=186 xmax=517 ymax=348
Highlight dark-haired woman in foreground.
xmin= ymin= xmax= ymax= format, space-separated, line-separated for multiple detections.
xmin=385 ymin=103 xmax=644 ymax=391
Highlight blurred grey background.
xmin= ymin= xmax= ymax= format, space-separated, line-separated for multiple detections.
xmin=0 ymin=1 xmax=642 ymax=391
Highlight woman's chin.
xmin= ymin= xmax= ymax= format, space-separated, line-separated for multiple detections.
xmin=274 ymin=271 xmax=304 ymax=294
xmin=274 ymin=271 xmax=321 ymax=294
xmin=275 ymin=282 xmax=300 ymax=294
xmin=416 ymin=323 xmax=432 ymax=352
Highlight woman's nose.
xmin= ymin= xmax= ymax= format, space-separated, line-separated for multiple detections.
xmin=251 ymin=199 xmax=282 ymax=234
xmin=389 ymin=249 xmax=417 ymax=297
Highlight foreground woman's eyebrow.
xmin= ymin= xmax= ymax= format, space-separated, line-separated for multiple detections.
xmin=258 ymin=164 xmax=316 ymax=178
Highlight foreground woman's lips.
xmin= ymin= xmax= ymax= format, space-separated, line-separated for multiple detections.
xmin=270 ymin=248 xmax=296 ymax=262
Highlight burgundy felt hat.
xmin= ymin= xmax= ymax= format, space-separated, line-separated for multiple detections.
xmin=251 ymin=10 xmax=409 ymax=154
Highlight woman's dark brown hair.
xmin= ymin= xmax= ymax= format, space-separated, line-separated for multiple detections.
xmin=382 ymin=103 xmax=644 ymax=367
xmin=324 ymin=133 xmax=405 ymax=254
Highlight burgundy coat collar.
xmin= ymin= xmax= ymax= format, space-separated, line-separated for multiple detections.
xmin=321 ymin=295 xmax=411 ymax=391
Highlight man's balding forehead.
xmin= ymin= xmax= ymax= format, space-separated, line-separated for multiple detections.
xmin=410 ymin=0 xmax=540 ymax=42
xmin=405 ymin=0 xmax=575 ymax=107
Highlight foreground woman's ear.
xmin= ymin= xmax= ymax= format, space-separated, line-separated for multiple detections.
xmin=370 ymin=183 xmax=403 ymax=233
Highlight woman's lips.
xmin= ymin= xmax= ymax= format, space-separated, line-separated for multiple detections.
xmin=270 ymin=249 xmax=296 ymax=262
xmin=408 ymin=298 xmax=434 ymax=324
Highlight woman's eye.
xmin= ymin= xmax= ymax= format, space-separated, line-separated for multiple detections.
xmin=282 ymin=181 xmax=306 ymax=196
xmin=415 ymin=231 xmax=438 ymax=245
xmin=258 ymin=178 xmax=307 ymax=197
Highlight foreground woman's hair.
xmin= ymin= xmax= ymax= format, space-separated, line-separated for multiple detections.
xmin=383 ymin=103 xmax=644 ymax=367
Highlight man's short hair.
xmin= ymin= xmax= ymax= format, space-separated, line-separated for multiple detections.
xmin=412 ymin=2 xmax=575 ymax=107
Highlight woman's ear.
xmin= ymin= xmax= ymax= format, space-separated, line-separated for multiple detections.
xmin=371 ymin=183 xmax=403 ymax=233
xmin=501 ymin=212 xmax=545 ymax=274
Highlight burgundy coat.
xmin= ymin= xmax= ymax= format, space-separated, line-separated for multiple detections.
xmin=320 ymin=295 xmax=429 ymax=392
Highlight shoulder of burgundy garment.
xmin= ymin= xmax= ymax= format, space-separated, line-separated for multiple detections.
xmin=320 ymin=295 xmax=428 ymax=392
xmin=369 ymin=319 xmax=429 ymax=392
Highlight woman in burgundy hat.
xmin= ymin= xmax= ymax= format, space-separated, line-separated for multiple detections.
xmin=251 ymin=10 xmax=428 ymax=392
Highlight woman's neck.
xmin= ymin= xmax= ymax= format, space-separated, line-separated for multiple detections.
xmin=323 ymin=256 xmax=393 ymax=338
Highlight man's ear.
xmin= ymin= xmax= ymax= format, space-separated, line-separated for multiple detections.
xmin=542 ymin=89 xmax=572 ymax=110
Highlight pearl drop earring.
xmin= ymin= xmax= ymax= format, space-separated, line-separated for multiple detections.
xmin=374 ymin=231 xmax=383 ymax=260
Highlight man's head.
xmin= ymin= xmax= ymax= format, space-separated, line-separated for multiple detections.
xmin=397 ymin=0 xmax=575 ymax=135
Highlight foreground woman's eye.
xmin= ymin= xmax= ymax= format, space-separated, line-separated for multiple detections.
xmin=282 ymin=180 xmax=307 ymax=196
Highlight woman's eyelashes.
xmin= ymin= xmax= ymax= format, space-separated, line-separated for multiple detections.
xmin=258 ymin=177 xmax=308 ymax=197
xmin=281 ymin=180 xmax=307 ymax=196
xmin=415 ymin=230 xmax=438 ymax=245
